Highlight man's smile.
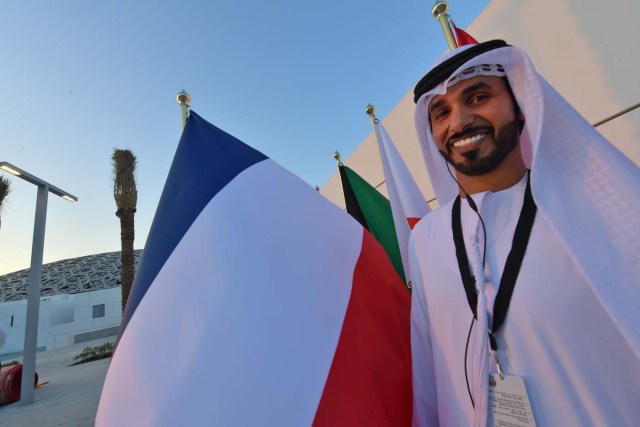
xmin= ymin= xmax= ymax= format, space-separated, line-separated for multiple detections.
xmin=447 ymin=129 xmax=491 ymax=153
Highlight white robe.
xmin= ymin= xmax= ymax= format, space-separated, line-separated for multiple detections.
xmin=410 ymin=176 xmax=640 ymax=426
xmin=414 ymin=45 xmax=640 ymax=365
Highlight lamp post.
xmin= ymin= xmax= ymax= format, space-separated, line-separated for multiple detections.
xmin=0 ymin=162 xmax=77 ymax=405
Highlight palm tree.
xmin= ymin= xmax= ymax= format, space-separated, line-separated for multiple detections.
xmin=0 ymin=176 xmax=11 ymax=231
xmin=112 ymin=149 xmax=137 ymax=313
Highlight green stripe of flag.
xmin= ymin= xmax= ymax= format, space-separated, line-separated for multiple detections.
xmin=339 ymin=165 xmax=406 ymax=283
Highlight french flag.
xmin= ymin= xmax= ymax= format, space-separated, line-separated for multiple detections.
xmin=96 ymin=112 xmax=411 ymax=426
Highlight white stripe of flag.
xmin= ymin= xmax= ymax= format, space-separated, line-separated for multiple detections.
xmin=374 ymin=121 xmax=431 ymax=286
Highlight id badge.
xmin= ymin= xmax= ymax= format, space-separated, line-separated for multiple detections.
xmin=488 ymin=374 xmax=537 ymax=427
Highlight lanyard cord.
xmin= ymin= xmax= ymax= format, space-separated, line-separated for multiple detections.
xmin=452 ymin=171 xmax=537 ymax=352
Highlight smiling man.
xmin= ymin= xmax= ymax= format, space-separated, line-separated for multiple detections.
xmin=428 ymin=75 xmax=525 ymax=192
xmin=409 ymin=41 xmax=640 ymax=426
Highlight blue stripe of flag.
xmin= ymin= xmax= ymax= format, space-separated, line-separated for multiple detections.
xmin=120 ymin=111 xmax=268 ymax=336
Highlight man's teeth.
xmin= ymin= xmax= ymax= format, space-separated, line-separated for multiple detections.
xmin=453 ymin=133 xmax=486 ymax=148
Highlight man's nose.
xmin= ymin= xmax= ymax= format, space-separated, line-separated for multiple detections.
xmin=448 ymin=106 xmax=475 ymax=134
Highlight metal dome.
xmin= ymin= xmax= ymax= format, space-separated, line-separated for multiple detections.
xmin=0 ymin=250 xmax=142 ymax=302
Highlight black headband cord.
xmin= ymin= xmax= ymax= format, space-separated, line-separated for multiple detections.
xmin=413 ymin=39 xmax=510 ymax=103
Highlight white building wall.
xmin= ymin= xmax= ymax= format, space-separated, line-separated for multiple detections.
xmin=48 ymin=287 xmax=122 ymax=350
xmin=49 ymin=294 xmax=74 ymax=326
xmin=0 ymin=299 xmax=51 ymax=357
xmin=0 ymin=287 xmax=122 ymax=358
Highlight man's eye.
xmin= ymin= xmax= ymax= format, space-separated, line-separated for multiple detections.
xmin=469 ymin=94 xmax=489 ymax=104
xmin=431 ymin=110 xmax=449 ymax=121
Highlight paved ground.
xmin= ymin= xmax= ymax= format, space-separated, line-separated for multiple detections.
xmin=0 ymin=335 xmax=115 ymax=426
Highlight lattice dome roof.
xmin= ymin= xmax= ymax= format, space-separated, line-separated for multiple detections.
xmin=0 ymin=250 xmax=142 ymax=302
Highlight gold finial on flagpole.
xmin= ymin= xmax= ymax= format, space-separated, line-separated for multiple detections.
xmin=333 ymin=151 xmax=343 ymax=166
xmin=432 ymin=1 xmax=457 ymax=50
xmin=366 ymin=103 xmax=379 ymax=125
xmin=366 ymin=102 xmax=380 ymax=127
xmin=365 ymin=103 xmax=376 ymax=118
xmin=177 ymin=89 xmax=191 ymax=130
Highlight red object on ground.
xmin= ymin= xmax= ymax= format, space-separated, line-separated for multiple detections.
xmin=0 ymin=364 xmax=39 ymax=405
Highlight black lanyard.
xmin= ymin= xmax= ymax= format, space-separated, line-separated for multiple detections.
xmin=451 ymin=173 xmax=537 ymax=351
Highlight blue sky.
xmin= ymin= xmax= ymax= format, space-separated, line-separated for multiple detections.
xmin=0 ymin=0 xmax=487 ymax=275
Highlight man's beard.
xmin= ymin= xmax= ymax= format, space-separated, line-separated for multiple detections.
xmin=439 ymin=119 xmax=520 ymax=176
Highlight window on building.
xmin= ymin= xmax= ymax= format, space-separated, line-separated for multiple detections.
xmin=93 ymin=304 xmax=105 ymax=319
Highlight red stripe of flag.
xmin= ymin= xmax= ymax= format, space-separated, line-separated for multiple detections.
xmin=313 ymin=231 xmax=412 ymax=426
xmin=407 ymin=217 xmax=421 ymax=230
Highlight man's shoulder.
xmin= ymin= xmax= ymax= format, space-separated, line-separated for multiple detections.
xmin=411 ymin=199 xmax=456 ymax=244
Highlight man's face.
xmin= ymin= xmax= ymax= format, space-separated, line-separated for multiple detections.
xmin=428 ymin=75 xmax=523 ymax=176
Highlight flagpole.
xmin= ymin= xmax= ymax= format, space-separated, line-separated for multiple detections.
xmin=365 ymin=103 xmax=386 ymax=171
xmin=176 ymin=90 xmax=192 ymax=130
xmin=432 ymin=1 xmax=457 ymax=50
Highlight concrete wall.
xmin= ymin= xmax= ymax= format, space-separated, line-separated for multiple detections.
xmin=0 ymin=287 xmax=122 ymax=359
xmin=47 ymin=288 xmax=122 ymax=350
xmin=0 ymin=299 xmax=50 ymax=358
xmin=320 ymin=0 xmax=640 ymax=207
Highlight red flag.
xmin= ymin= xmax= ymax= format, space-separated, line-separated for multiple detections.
xmin=407 ymin=217 xmax=421 ymax=230
xmin=451 ymin=20 xmax=478 ymax=46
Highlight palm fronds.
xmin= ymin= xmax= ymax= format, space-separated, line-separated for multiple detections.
xmin=112 ymin=149 xmax=138 ymax=209
xmin=0 ymin=176 xmax=11 ymax=230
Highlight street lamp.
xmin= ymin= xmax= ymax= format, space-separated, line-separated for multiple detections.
xmin=0 ymin=161 xmax=77 ymax=405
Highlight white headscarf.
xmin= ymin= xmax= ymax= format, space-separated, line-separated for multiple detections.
xmin=414 ymin=43 xmax=640 ymax=425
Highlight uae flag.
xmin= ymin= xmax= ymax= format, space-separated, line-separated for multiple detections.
xmin=96 ymin=112 xmax=412 ymax=426
xmin=338 ymin=163 xmax=406 ymax=284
